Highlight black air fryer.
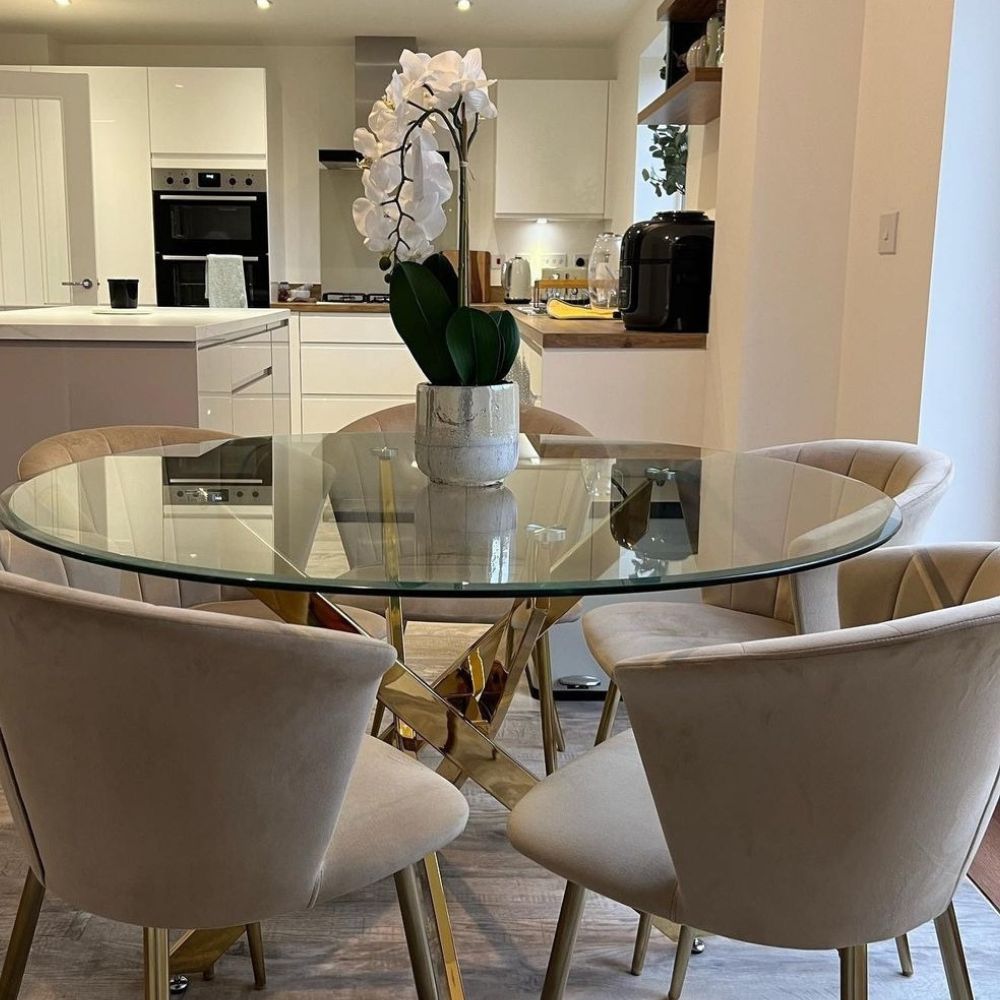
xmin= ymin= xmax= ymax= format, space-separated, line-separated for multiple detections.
xmin=618 ymin=211 xmax=715 ymax=332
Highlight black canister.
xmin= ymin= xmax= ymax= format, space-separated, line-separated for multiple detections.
xmin=618 ymin=211 xmax=715 ymax=332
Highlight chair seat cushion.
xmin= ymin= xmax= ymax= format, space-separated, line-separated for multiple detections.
xmin=583 ymin=601 xmax=795 ymax=675
xmin=195 ymin=599 xmax=389 ymax=640
xmin=315 ymin=738 xmax=469 ymax=903
xmin=508 ymin=730 xmax=678 ymax=918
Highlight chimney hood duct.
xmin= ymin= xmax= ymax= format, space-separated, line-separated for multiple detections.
xmin=320 ymin=35 xmax=416 ymax=170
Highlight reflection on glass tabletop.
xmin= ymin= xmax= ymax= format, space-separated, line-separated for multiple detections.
xmin=0 ymin=433 xmax=901 ymax=598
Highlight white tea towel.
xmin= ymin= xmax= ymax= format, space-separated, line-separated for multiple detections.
xmin=206 ymin=254 xmax=248 ymax=308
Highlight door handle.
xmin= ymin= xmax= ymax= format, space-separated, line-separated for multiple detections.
xmin=61 ymin=278 xmax=96 ymax=290
xmin=158 ymin=195 xmax=259 ymax=203
xmin=231 ymin=366 xmax=273 ymax=394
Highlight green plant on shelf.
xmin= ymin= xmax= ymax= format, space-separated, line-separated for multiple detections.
xmin=642 ymin=123 xmax=688 ymax=198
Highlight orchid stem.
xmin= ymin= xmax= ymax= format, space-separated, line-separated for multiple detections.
xmin=458 ymin=107 xmax=471 ymax=308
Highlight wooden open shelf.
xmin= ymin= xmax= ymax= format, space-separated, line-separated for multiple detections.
xmin=637 ymin=68 xmax=722 ymax=127
xmin=657 ymin=0 xmax=718 ymax=22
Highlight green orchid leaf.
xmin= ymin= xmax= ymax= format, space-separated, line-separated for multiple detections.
xmin=493 ymin=310 xmax=521 ymax=382
xmin=389 ymin=261 xmax=459 ymax=385
xmin=446 ymin=307 xmax=504 ymax=386
xmin=422 ymin=253 xmax=459 ymax=307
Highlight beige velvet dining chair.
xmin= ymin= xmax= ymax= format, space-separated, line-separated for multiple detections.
xmin=583 ymin=438 xmax=953 ymax=975
xmin=13 ymin=424 xmax=389 ymax=636
xmin=0 ymin=570 xmax=469 ymax=1000
xmin=585 ymin=440 xmax=954 ymax=743
xmin=509 ymin=542 xmax=1000 ymax=1000
xmin=335 ymin=403 xmax=593 ymax=774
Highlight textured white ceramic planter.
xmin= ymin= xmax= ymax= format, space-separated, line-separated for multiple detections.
xmin=414 ymin=382 xmax=520 ymax=487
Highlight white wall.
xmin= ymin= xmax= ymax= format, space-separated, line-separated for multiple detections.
xmin=605 ymin=0 xmax=664 ymax=235
xmin=702 ymin=0 xmax=865 ymax=451
xmin=918 ymin=0 xmax=1000 ymax=541
xmin=835 ymin=0 xmax=954 ymax=442
xmin=0 ymin=34 xmax=60 ymax=65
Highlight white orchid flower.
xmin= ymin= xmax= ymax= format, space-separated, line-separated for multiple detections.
xmin=353 ymin=47 xmax=495 ymax=263
xmin=427 ymin=48 xmax=498 ymax=118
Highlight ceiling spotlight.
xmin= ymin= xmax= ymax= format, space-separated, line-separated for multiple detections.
xmin=53 ymin=0 xmax=72 ymax=7
xmin=255 ymin=0 xmax=273 ymax=8
xmin=456 ymin=0 xmax=472 ymax=10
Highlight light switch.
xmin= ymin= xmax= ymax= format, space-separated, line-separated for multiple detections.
xmin=878 ymin=211 xmax=900 ymax=255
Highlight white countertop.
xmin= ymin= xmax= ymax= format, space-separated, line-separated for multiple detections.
xmin=0 ymin=306 xmax=290 ymax=344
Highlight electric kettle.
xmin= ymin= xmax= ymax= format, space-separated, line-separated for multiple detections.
xmin=502 ymin=256 xmax=532 ymax=304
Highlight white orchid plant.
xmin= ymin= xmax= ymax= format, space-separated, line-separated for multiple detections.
xmin=352 ymin=49 xmax=520 ymax=388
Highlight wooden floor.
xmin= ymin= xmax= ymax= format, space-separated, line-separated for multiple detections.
xmin=2 ymin=621 xmax=999 ymax=999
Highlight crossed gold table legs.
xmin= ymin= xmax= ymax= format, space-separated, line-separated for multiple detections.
xmin=166 ymin=589 xmax=575 ymax=999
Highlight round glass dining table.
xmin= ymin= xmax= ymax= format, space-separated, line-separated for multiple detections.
xmin=0 ymin=430 xmax=900 ymax=808
xmin=0 ymin=431 xmax=899 ymax=995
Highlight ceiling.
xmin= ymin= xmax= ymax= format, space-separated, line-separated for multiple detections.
xmin=0 ymin=0 xmax=641 ymax=48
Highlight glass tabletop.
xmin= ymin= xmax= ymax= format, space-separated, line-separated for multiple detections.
xmin=0 ymin=432 xmax=901 ymax=598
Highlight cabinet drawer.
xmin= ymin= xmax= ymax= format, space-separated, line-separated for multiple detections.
xmin=300 ymin=314 xmax=400 ymax=344
xmin=302 ymin=396 xmax=411 ymax=433
xmin=230 ymin=331 xmax=272 ymax=388
xmin=199 ymin=393 xmax=233 ymax=434
xmin=301 ymin=345 xmax=422 ymax=395
xmin=233 ymin=393 xmax=274 ymax=437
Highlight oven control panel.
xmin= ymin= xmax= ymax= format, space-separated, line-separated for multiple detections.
xmin=152 ymin=168 xmax=267 ymax=193
xmin=163 ymin=485 xmax=272 ymax=506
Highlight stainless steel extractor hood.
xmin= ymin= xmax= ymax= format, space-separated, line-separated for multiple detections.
xmin=320 ymin=35 xmax=416 ymax=170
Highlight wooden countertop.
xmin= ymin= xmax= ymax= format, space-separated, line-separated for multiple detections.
xmin=511 ymin=310 xmax=707 ymax=351
xmin=273 ymin=302 xmax=707 ymax=350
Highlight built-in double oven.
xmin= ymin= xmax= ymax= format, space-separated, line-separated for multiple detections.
xmin=153 ymin=168 xmax=270 ymax=307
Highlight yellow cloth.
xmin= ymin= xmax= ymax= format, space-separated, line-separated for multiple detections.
xmin=545 ymin=299 xmax=616 ymax=321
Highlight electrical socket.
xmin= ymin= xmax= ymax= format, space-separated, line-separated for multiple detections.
xmin=540 ymin=253 xmax=568 ymax=269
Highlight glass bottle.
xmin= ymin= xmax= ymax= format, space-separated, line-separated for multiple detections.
xmin=588 ymin=233 xmax=623 ymax=310
xmin=706 ymin=0 xmax=726 ymax=68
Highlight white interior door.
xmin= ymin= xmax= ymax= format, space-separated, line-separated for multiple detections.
xmin=0 ymin=71 xmax=97 ymax=307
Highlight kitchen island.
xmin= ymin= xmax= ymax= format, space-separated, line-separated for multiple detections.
xmin=0 ymin=306 xmax=291 ymax=487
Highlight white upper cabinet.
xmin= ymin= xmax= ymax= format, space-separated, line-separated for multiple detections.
xmin=495 ymin=79 xmax=609 ymax=218
xmin=37 ymin=67 xmax=156 ymax=305
xmin=148 ymin=67 xmax=267 ymax=157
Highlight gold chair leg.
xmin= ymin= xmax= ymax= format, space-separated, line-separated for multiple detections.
xmin=245 ymin=923 xmax=266 ymax=990
xmin=668 ymin=925 xmax=695 ymax=999
xmin=143 ymin=928 xmax=170 ymax=1000
xmin=535 ymin=634 xmax=559 ymax=775
xmin=839 ymin=944 xmax=868 ymax=1000
xmin=594 ymin=679 xmax=621 ymax=745
xmin=535 ymin=635 xmax=567 ymax=753
xmin=630 ymin=911 xmax=653 ymax=976
xmin=935 ymin=903 xmax=974 ymax=1000
xmin=0 ymin=869 xmax=45 ymax=1000
xmin=552 ymin=698 xmax=566 ymax=753
xmin=394 ymin=865 xmax=440 ymax=1000
xmin=541 ymin=882 xmax=587 ymax=1000
xmin=895 ymin=933 xmax=914 ymax=977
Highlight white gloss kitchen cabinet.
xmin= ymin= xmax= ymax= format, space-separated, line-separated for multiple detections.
xmin=33 ymin=66 xmax=156 ymax=305
xmin=298 ymin=314 xmax=424 ymax=432
xmin=494 ymin=79 xmax=609 ymax=218
xmin=199 ymin=319 xmax=291 ymax=437
xmin=147 ymin=67 xmax=267 ymax=159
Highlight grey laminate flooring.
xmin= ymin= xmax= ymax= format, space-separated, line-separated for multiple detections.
xmin=2 ymin=621 xmax=998 ymax=999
